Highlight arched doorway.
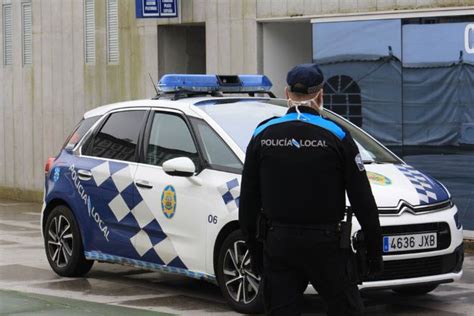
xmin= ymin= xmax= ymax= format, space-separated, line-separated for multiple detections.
xmin=323 ymin=75 xmax=362 ymax=127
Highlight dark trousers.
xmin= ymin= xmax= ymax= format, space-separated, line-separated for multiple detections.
xmin=263 ymin=226 xmax=364 ymax=316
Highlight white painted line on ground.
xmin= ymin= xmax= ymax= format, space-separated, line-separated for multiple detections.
xmin=0 ymin=219 xmax=40 ymax=230
xmin=24 ymin=212 xmax=41 ymax=216
xmin=0 ymin=283 xmax=168 ymax=304
xmin=0 ymin=202 xmax=40 ymax=207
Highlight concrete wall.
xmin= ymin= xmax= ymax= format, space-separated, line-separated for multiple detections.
xmin=155 ymin=0 xmax=260 ymax=74
xmin=0 ymin=0 xmax=158 ymax=197
xmin=201 ymin=0 xmax=259 ymax=74
xmin=262 ymin=22 xmax=312 ymax=98
xmin=255 ymin=0 xmax=471 ymax=17
xmin=1 ymin=0 xmax=473 ymax=198
xmin=158 ymin=25 xmax=206 ymax=77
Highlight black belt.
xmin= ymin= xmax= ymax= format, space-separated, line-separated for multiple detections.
xmin=270 ymin=222 xmax=341 ymax=232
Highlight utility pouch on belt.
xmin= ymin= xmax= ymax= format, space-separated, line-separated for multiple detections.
xmin=339 ymin=207 xmax=353 ymax=249
xmin=353 ymin=230 xmax=368 ymax=283
xmin=256 ymin=213 xmax=268 ymax=242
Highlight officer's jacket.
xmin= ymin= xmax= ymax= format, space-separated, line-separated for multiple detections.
xmin=239 ymin=106 xmax=382 ymax=258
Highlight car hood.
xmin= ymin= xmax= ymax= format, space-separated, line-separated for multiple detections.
xmin=356 ymin=164 xmax=450 ymax=208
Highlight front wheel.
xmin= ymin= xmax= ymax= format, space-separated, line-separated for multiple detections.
xmin=392 ymin=284 xmax=439 ymax=296
xmin=44 ymin=205 xmax=94 ymax=277
xmin=216 ymin=230 xmax=264 ymax=314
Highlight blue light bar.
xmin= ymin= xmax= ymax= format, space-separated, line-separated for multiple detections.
xmin=157 ymin=74 xmax=272 ymax=93
xmin=239 ymin=75 xmax=273 ymax=92
xmin=158 ymin=74 xmax=220 ymax=92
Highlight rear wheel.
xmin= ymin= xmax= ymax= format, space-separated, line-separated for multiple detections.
xmin=392 ymin=284 xmax=439 ymax=296
xmin=216 ymin=230 xmax=264 ymax=314
xmin=44 ymin=205 xmax=94 ymax=277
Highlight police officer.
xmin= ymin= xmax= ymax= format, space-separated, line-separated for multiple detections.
xmin=239 ymin=64 xmax=383 ymax=315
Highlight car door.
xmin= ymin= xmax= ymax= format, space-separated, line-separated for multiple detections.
xmin=133 ymin=109 xmax=243 ymax=274
xmin=73 ymin=109 xmax=148 ymax=258
xmin=132 ymin=110 xmax=206 ymax=271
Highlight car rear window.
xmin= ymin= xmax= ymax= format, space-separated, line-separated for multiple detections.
xmin=84 ymin=110 xmax=146 ymax=162
xmin=63 ymin=116 xmax=100 ymax=150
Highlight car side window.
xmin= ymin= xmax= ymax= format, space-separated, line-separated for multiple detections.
xmin=191 ymin=118 xmax=243 ymax=174
xmin=84 ymin=110 xmax=146 ymax=162
xmin=63 ymin=116 xmax=100 ymax=150
xmin=146 ymin=112 xmax=200 ymax=167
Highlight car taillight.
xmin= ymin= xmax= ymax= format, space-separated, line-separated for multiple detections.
xmin=44 ymin=157 xmax=56 ymax=175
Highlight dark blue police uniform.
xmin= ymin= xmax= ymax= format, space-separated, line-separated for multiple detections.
xmin=239 ymin=64 xmax=383 ymax=315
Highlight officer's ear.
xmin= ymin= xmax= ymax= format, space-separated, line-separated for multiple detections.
xmin=317 ymin=89 xmax=324 ymax=107
xmin=285 ymin=87 xmax=290 ymax=100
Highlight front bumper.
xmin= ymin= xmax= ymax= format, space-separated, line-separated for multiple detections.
xmin=360 ymin=242 xmax=464 ymax=289
xmin=361 ymin=204 xmax=464 ymax=289
xmin=306 ymin=204 xmax=464 ymax=293
xmin=305 ymin=244 xmax=463 ymax=294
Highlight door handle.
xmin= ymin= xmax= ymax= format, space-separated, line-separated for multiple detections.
xmin=135 ymin=180 xmax=153 ymax=189
xmin=77 ymin=169 xmax=92 ymax=180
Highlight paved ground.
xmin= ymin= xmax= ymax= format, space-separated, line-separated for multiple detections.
xmin=0 ymin=289 xmax=170 ymax=315
xmin=1 ymin=200 xmax=474 ymax=315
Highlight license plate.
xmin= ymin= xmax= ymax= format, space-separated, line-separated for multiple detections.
xmin=383 ymin=233 xmax=437 ymax=253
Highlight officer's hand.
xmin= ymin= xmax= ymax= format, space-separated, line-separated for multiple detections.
xmin=367 ymin=255 xmax=384 ymax=277
xmin=246 ymin=241 xmax=263 ymax=276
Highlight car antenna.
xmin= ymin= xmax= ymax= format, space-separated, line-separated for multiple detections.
xmin=148 ymin=73 xmax=160 ymax=98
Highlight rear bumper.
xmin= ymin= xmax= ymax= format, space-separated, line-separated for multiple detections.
xmin=40 ymin=199 xmax=46 ymax=240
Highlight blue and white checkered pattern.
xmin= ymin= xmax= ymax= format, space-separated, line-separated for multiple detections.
xmin=89 ymin=161 xmax=184 ymax=268
xmin=396 ymin=165 xmax=438 ymax=204
xmin=84 ymin=251 xmax=216 ymax=282
xmin=217 ymin=178 xmax=240 ymax=212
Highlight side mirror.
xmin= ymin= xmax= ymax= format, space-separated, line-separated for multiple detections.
xmin=162 ymin=157 xmax=196 ymax=177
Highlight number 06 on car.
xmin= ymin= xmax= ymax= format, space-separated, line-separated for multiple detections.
xmin=383 ymin=233 xmax=437 ymax=253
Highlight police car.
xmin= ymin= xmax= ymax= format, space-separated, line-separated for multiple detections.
xmin=42 ymin=74 xmax=464 ymax=313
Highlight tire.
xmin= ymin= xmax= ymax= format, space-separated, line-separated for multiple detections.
xmin=216 ymin=230 xmax=264 ymax=314
xmin=44 ymin=205 xmax=94 ymax=277
xmin=392 ymin=284 xmax=439 ymax=296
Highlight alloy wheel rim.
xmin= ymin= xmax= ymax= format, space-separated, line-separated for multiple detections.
xmin=47 ymin=214 xmax=73 ymax=268
xmin=223 ymin=240 xmax=261 ymax=304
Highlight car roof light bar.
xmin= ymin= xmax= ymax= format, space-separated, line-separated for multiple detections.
xmin=157 ymin=74 xmax=273 ymax=94
xmin=158 ymin=74 xmax=220 ymax=93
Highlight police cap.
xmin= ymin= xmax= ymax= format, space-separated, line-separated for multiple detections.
xmin=286 ymin=63 xmax=324 ymax=94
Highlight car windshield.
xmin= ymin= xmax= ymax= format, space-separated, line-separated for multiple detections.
xmin=197 ymin=99 xmax=400 ymax=164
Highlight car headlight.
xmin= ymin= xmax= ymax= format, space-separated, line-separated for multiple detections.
xmin=454 ymin=211 xmax=462 ymax=230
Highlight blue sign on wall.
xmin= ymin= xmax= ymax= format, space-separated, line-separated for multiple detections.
xmin=136 ymin=0 xmax=178 ymax=18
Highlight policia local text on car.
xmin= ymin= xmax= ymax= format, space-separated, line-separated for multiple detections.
xmin=239 ymin=64 xmax=384 ymax=315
